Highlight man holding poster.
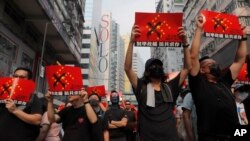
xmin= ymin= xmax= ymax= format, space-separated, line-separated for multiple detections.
xmin=45 ymin=88 xmax=97 ymax=141
xmin=124 ymin=15 xmax=192 ymax=141
xmin=0 ymin=67 xmax=43 ymax=141
xmin=188 ymin=15 xmax=247 ymax=141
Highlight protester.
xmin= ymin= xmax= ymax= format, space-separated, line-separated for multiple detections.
xmin=45 ymin=89 xmax=97 ymax=141
xmin=124 ymin=24 xmax=191 ymax=141
xmin=36 ymin=98 xmax=61 ymax=141
xmin=89 ymin=93 xmax=109 ymax=141
xmin=182 ymin=90 xmax=198 ymax=141
xmin=104 ymin=90 xmax=128 ymax=141
xmin=124 ymin=100 xmax=137 ymax=141
xmin=0 ymin=67 xmax=43 ymax=141
xmin=234 ymin=84 xmax=249 ymax=125
xmin=188 ymin=16 xmax=247 ymax=141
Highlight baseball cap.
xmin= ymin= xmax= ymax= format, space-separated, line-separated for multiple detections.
xmin=145 ymin=58 xmax=163 ymax=70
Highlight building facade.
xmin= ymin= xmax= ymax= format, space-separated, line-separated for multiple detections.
xmin=81 ymin=0 xmax=102 ymax=87
xmin=183 ymin=0 xmax=250 ymax=69
xmin=151 ymin=0 xmax=186 ymax=73
xmin=0 ymin=0 xmax=85 ymax=98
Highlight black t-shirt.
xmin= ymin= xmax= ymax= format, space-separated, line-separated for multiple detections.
xmin=133 ymin=74 xmax=181 ymax=141
xmin=104 ymin=106 xmax=127 ymax=138
xmin=188 ymin=69 xmax=239 ymax=136
xmin=125 ymin=110 xmax=136 ymax=131
xmin=91 ymin=109 xmax=109 ymax=141
xmin=58 ymin=106 xmax=92 ymax=141
xmin=0 ymin=94 xmax=42 ymax=141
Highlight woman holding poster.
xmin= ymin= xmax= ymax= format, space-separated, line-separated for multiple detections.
xmin=124 ymin=24 xmax=191 ymax=141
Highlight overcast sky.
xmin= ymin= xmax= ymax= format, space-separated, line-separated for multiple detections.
xmin=102 ymin=0 xmax=156 ymax=62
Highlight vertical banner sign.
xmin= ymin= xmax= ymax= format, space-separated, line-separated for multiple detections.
xmin=86 ymin=85 xmax=106 ymax=97
xmin=135 ymin=12 xmax=183 ymax=47
xmin=45 ymin=65 xmax=83 ymax=95
xmin=0 ymin=77 xmax=35 ymax=105
xmin=201 ymin=10 xmax=243 ymax=39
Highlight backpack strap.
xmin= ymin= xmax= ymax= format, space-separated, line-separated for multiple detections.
xmin=161 ymin=83 xmax=174 ymax=103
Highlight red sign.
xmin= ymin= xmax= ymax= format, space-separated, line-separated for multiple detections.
xmin=0 ymin=77 xmax=35 ymax=105
xmin=87 ymin=85 xmax=106 ymax=97
xmin=46 ymin=65 xmax=83 ymax=95
xmin=135 ymin=12 xmax=183 ymax=47
xmin=201 ymin=10 xmax=243 ymax=39
xmin=237 ymin=63 xmax=249 ymax=82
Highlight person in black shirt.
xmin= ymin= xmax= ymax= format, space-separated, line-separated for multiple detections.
xmin=45 ymin=89 xmax=97 ymax=141
xmin=0 ymin=67 xmax=43 ymax=141
xmin=124 ymin=25 xmax=191 ymax=141
xmin=105 ymin=90 xmax=128 ymax=141
xmin=89 ymin=93 xmax=109 ymax=141
xmin=189 ymin=16 xmax=247 ymax=141
xmin=124 ymin=100 xmax=137 ymax=141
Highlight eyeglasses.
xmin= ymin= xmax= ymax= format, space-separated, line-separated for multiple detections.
xmin=13 ymin=74 xmax=28 ymax=79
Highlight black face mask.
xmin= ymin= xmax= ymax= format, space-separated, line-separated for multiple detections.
xmin=110 ymin=96 xmax=119 ymax=105
xmin=148 ymin=66 xmax=164 ymax=79
xmin=89 ymin=99 xmax=101 ymax=113
xmin=210 ymin=63 xmax=221 ymax=78
xmin=89 ymin=99 xmax=99 ymax=107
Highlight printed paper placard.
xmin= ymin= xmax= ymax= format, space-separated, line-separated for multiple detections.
xmin=46 ymin=65 xmax=83 ymax=95
xmin=201 ymin=10 xmax=243 ymax=39
xmin=87 ymin=85 xmax=106 ymax=97
xmin=135 ymin=12 xmax=183 ymax=47
xmin=0 ymin=77 xmax=35 ymax=105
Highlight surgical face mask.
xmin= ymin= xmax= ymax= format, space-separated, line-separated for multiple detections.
xmin=110 ymin=96 xmax=119 ymax=105
xmin=209 ymin=63 xmax=221 ymax=78
xmin=148 ymin=65 xmax=164 ymax=79
xmin=238 ymin=92 xmax=249 ymax=101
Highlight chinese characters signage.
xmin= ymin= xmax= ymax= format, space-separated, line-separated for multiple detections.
xmin=0 ymin=77 xmax=35 ymax=105
xmin=201 ymin=10 xmax=243 ymax=39
xmin=135 ymin=12 xmax=183 ymax=47
xmin=46 ymin=65 xmax=83 ymax=95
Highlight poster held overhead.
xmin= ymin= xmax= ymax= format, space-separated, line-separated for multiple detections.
xmin=134 ymin=12 xmax=183 ymax=47
xmin=201 ymin=10 xmax=243 ymax=39
xmin=45 ymin=65 xmax=83 ymax=95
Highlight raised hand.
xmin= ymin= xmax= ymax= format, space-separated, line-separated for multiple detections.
xmin=177 ymin=26 xmax=189 ymax=46
xmin=130 ymin=25 xmax=141 ymax=43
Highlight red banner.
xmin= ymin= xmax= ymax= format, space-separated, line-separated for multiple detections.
xmin=46 ymin=65 xmax=83 ymax=95
xmin=201 ymin=10 xmax=243 ymax=39
xmin=0 ymin=77 xmax=35 ymax=105
xmin=87 ymin=85 xmax=106 ymax=97
xmin=237 ymin=63 xmax=249 ymax=82
xmin=135 ymin=12 xmax=183 ymax=47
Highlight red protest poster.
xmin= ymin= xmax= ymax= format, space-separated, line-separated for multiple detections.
xmin=135 ymin=12 xmax=183 ymax=47
xmin=201 ymin=10 xmax=243 ymax=39
xmin=87 ymin=85 xmax=106 ymax=97
xmin=0 ymin=77 xmax=35 ymax=105
xmin=46 ymin=65 xmax=83 ymax=95
xmin=237 ymin=63 xmax=249 ymax=82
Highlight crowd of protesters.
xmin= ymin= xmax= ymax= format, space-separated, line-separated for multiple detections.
xmin=0 ymin=13 xmax=249 ymax=141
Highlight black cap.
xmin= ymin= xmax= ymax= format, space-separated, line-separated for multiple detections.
xmin=145 ymin=58 xmax=163 ymax=70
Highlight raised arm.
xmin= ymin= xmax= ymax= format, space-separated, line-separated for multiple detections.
xmin=81 ymin=90 xmax=98 ymax=124
xmin=45 ymin=91 xmax=60 ymax=123
xmin=190 ymin=16 xmax=205 ymax=76
xmin=230 ymin=26 xmax=248 ymax=79
xmin=124 ymin=25 xmax=141 ymax=89
xmin=178 ymin=27 xmax=192 ymax=86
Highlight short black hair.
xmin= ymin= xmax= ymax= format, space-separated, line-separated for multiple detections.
xmin=199 ymin=56 xmax=210 ymax=63
xmin=14 ymin=67 xmax=33 ymax=80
